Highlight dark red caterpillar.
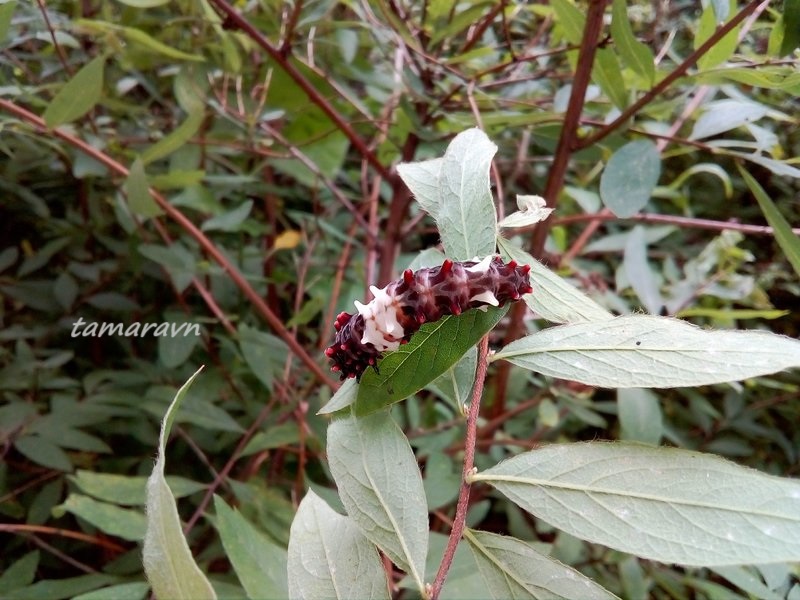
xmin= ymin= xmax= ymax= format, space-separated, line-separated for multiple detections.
xmin=325 ymin=255 xmax=532 ymax=380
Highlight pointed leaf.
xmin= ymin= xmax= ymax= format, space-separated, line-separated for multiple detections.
xmin=739 ymin=166 xmax=800 ymax=277
xmin=689 ymin=100 xmax=768 ymax=140
xmin=465 ymin=529 xmax=620 ymax=599
xmin=213 ymin=496 xmax=287 ymax=600
xmin=317 ymin=377 xmax=358 ymax=415
xmin=327 ymin=412 xmax=428 ymax=590
xmin=611 ymin=0 xmax=655 ymax=85
xmin=498 ymin=237 xmax=613 ymax=324
xmin=438 ymin=128 xmax=498 ymax=260
xmin=600 ymin=140 xmax=661 ymax=218
xmin=43 ymin=55 xmax=105 ymax=128
xmin=592 ymin=48 xmax=628 ymax=110
xmin=355 ymin=307 xmax=507 ymax=415
xmin=473 ymin=443 xmax=800 ymax=566
xmin=288 ymin=490 xmax=389 ymax=600
xmin=53 ymin=494 xmax=146 ymax=541
xmin=126 ymin=158 xmax=162 ymax=218
xmin=623 ymin=225 xmax=663 ymax=314
xmin=142 ymin=367 xmax=216 ymax=600
xmin=141 ymin=109 xmax=205 ymax=165
xmin=494 ymin=314 xmax=800 ymax=388
xmin=398 ymin=159 xmax=443 ymax=219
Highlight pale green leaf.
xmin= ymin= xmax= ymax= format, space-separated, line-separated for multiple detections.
xmin=69 ymin=470 xmax=205 ymax=506
xmin=493 ymin=314 xmax=800 ymax=388
xmin=14 ymin=435 xmax=72 ymax=472
xmin=623 ymin=225 xmax=663 ymax=314
xmin=141 ymin=110 xmax=204 ymax=165
xmin=327 ymin=412 xmax=428 ymax=590
xmin=114 ymin=0 xmax=169 ymax=6
xmin=465 ymin=529 xmax=620 ymax=599
xmin=288 ymin=490 xmax=389 ymax=600
xmin=43 ymin=55 xmax=105 ymax=128
xmin=53 ymin=494 xmax=145 ymax=541
xmin=213 ymin=496 xmax=288 ymax=600
xmin=125 ymin=158 xmax=162 ymax=218
xmin=121 ymin=25 xmax=205 ymax=61
xmin=397 ymin=158 xmax=443 ymax=219
xmin=4 ymin=575 xmax=119 ymax=600
xmin=497 ymin=237 xmax=613 ymax=324
xmin=617 ymin=388 xmax=662 ymax=445
xmin=201 ymin=200 xmax=253 ymax=232
xmin=473 ymin=442 xmax=800 ymax=565
xmin=438 ymin=128 xmax=498 ymax=260
xmin=317 ymin=377 xmax=358 ymax=415
xmin=695 ymin=1 xmax=740 ymax=70
xmin=689 ymin=100 xmax=768 ymax=140
xmin=739 ymin=166 xmax=800 ymax=277
xmin=72 ymin=582 xmax=149 ymax=600
xmin=611 ymin=0 xmax=655 ymax=85
xmin=592 ymin=48 xmax=628 ymax=110
xmin=600 ymin=140 xmax=661 ymax=218
xmin=142 ymin=367 xmax=216 ymax=600
xmin=0 ymin=1 xmax=17 ymax=43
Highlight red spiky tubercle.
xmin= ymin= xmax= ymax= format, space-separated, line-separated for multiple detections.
xmin=325 ymin=256 xmax=532 ymax=380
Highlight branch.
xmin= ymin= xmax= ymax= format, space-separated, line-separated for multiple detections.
xmin=575 ymin=0 xmax=768 ymax=150
xmin=0 ymin=99 xmax=339 ymax=390
xmin=429 ymin=336 xmax=490 ymax=600
xmin=206 ymin=0 xmax=393 ymax=182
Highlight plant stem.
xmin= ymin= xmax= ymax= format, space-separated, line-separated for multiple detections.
xmin=429 ymin=335 xmax=490 ymax=600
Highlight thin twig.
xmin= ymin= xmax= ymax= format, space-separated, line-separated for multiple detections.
xmin=0 ymin=99 xmax=338 ymax=389
xmin=576 ymin=0 xmax=767 ymax=150
xmin=429 ymin=336 xmax=490 ymax=600
xmin=205 ymin=0 xmax=392 ymax=182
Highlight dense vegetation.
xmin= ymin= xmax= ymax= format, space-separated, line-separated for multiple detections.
xmin=1 ymin=0 xmax=798 ymax=598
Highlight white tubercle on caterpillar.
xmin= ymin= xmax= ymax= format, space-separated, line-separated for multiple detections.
xmin=465 ymin=254 xmax=494 ymax=273
xmin=469 ymin=290 xmax=499 ymax=306
xmin=354 ymin=285 xmax=404 ymax=351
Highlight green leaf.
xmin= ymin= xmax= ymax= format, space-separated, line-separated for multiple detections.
xmin=355 ymin=306 xmax=507 ymax=416
xmin=121 ymin=25 xmax=205 ymax=62
xmin=0 ymin=1 xmax=17 ymax=43
xmin=497 ymin=237 xmax=613 ymax=324
xmin=114 ymin=0 xmax=169 ymax=6
xmin=0 ymin=551 xmax=39 ymax=594
xmin=138 ymin=242 xmax=196 ymax=293
xmin=550 ymin=0 xmax=585 ymax=44
xmin=472 ymin=443 xmax=800 ymax=566
xmin=327 ymin=411 xmax=428 ymax=590
xmin=158 ymin=313 xmax=200 ymax=369
xmin=126 ymin=158 xmax=162 ymax=218
xmin=53 ymin=494 xmax=146 ymax=541
xmin=738 ymin=165 xmax=800 ymax=278
xmin=14 ymin=435 xmax=72 ymax=472
xmin=288 ymin=490 xmax=389 ymax=600
xmin=4 ymin=575 xmax=119 ymax=600
xmin=623 ymin=225 xmax=663 ymax=314
xmin=780 ymin=0 xmax=800 ymax=55
xmin=689 ymin=99 xmax=768 ymax=140
xmin=437 ymin=128 xmax=498 ymax=260
xmin=617 ymin=388 xmax=663 ymax=445
xmin=213 ymin=496 xmax=288 ymax=600
xmin=43 ymin=55 xmax=105 ymax=128
xmin=141 ymin=110 xmax=205 ymax=165
xmin=142 ymin=367 xmax=216 ymax=600
xmin=201 ymin=200 xmax=253 ymax=232
xmin=69 ymin=470 xmax=206 ymax=506
xmin=600 ymin=140 xmax=661 ymax=218
xmin=493 ymin=314 xmax=800 ymax=388
xmin=72 ymin=582 xmax=149 ymax=600
xmin=465 ymin=529 xmax=620 ymax=599
xmin=695 ymin=1 xmax=740 ymax=70
xmin=611 ymin=0 xmax=655 ymax=85
xmin=317 ymin=377 xmax=358 ymax=415
xmin=238 ymin=323 xmax=289 ymax=390
xmin=397 ymin=158 xmax=443 ymax=219
xmin=426 ymin=346 xmax=477 ymax=408
xmin=592 ymin=48 xmax=628 ymax=110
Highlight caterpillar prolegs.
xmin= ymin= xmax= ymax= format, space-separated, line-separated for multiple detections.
xmin=325 ymin=255 xmax=532 ymax=380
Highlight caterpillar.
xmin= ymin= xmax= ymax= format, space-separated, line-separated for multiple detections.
xmin=325 ymin=255 xmax=532 ymax=380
